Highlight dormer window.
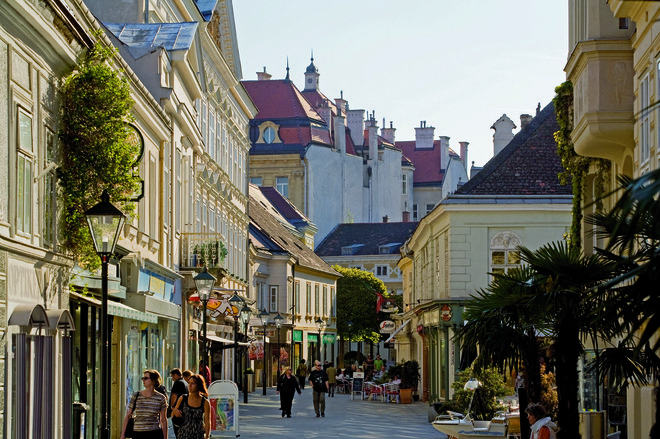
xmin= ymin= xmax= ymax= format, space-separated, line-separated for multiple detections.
xmin=257 ymin=121 xmax=281 ymax=144
xmin=378 ymin=243 xmax=401 ymax=254
xmin=341 ymin=244 xmax=364 ymax=255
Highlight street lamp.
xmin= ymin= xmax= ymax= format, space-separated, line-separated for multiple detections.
xmin=258 ymin=308 xmax=270 ymax=395
xmin=228 ymin=294 xmax=244 ymax=385
xmin=274 ymin=313 xmax=284 ymax=380
xmin=239 ymin=303 xmax=251 ymax=403
xmin=315 ymin=317 xmax=326 ymax=364
xmin=194 ymin=266 xmax=216 ymax=376
xmin=84 ymin=190 xmax=125 ymax=439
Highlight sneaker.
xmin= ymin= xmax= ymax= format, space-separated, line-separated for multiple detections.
xmin=321 ymin=413 xmax=325 ymax=417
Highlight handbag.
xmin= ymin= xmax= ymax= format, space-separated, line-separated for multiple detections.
xmin=124 ymin=392 xmax=139 ymax=438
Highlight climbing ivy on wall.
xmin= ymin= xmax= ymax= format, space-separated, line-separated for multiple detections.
xmin=58 ymin=40 xmax=139 ymax=269
xmin=553 ymin=81 xmax=611 ymax=250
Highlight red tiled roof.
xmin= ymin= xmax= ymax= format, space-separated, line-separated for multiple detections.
xmin=300 ymin=89 xmax=338 ymax=117
xmin=397 ymin=140 xmax=444 ymax=184
xmin=242 ymin=80 xmax=323 ymax=121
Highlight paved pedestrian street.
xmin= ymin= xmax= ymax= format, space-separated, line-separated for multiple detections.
xmin=229 ymin=387 xmax=444 ymax=438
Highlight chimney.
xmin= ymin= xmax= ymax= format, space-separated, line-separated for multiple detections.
xmin=335 ymin=91 xmax=347 ymax=116
xmin=368 ymin=120 xmax=379 ymax=161
xmin=491 ymin=114 xmax=516 ymax=156
xmin=459 ymin=141 xmax=469 ymax=172
xmin=256 ymin=67 xmax=272 ymax=81
xmin=520 ymin=114 xmax=533 ymax=130
xmin=382 ymin=215 xmax=389 ymax=223
xmin=439 ymin=136 xmax=450 ymax=170
xmin=414 ymin=121 xmax=435 ymax=149
xmin=334 ymin=113 xmax=347 ymax=155
xmin=402 ymin=211 xmax=410 ymax=223
xmin=381 ymin=120 xmax=396 ymax=144
xmin=347 ymin=109 xmax=365 ymax=147
xmin=317 ymin=101 xmax=333 ymax=137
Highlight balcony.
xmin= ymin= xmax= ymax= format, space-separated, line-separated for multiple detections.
xmin=180 ymin=232 xmax=227 ymax=269
xmin=566 ymin=38 xmax=635 ymax=167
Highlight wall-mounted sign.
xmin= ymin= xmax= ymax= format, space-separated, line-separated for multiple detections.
xmin=379 ymin=320 xmax=396 ymax=333
xmin=440 ymin=304 xmax=453 ymax=322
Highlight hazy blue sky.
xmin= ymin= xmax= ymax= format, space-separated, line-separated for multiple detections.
xmin=233 ymin=1 xmax=568 ymax=167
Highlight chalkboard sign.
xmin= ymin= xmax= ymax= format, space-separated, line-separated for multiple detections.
xmin=352 ymin=377 xmax=364 ymax=393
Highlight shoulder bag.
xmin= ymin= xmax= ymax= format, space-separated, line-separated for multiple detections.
xmin=124 ymin=392 xmax=139 ymax=438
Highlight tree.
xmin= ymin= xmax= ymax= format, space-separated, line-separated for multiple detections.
xmin=333 ymin=266 xmax=388 ymax=344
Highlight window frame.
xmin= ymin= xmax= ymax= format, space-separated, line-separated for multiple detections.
xmin=17 ymin=106 xmax=34 ymax=236
xmin=269 ymin=285 xmax=278 ymax=313
xmin=641 ymin=72 xmax=650 ymax=164
xmin=276 ymin=176 xmax=289 ymax=198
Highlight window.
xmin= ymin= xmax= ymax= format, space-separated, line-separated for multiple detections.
xmin=330 ymin=287 xmax=336 ymax=317
xmin=295 ymin=281 xmax=300 ymax=314
xmin=17 ymin=109 xmax=33 ymax=234
xmin=175 ymin=148 xmax=181 ymax=232
xmin=250 ymin=177 xmax=262 ymax=186
xmin=306 ymin=283 xmax=312 ymax=314
xmin=490 ymin=231 xmax=522 ymax=276
xmin=269 ymin=286 xmax=278 ymax=313
xmin=276 ymin=177 xmax=289 ymax=198
xmin=641 ymin=73 xmax=650 ymax=164
xmin=258 ymin=282 xmax=267 ymax=311
xmin=208 ymin=110 xmax=215 ymax=160
xmin=43 ymin=127 xmax=57 ymax=247
xmin=322 ymin=285 xmax=327 ymax=316
xmin=263 ymin=126 xmax=276 ymax=144
xmin=314 ymin=284 xmax=320 ymax=315
xmin=412 ymin=204 xmax=418 ymax=221
xmin=376 ymin=265 xmax=388 ymax=277
xmin=425 ymin=203 xmax=435 ymax=215
xmin=402 ymin=174 xmax=408 ymax=195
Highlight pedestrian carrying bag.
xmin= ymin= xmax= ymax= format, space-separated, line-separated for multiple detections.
xmin=124 ymin=392 xmax=139 ymax=438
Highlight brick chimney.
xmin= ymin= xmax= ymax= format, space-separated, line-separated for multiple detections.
xmin=459 ymin=141 xmax=469 ymax=172
xmin=381 ymin=120 xmax=396 ymax=144
xmin=256 ymin=67 xmax=271 ymax=80
xmin=402 ymin=211 xmax=410 ymax=223
xmin=520 ymin=114 xmax=533 ymax=130
xmin=383 ymin=215 xmax=389 ymax=223
xmin=414 ymin=121 xmax=435 ymax=149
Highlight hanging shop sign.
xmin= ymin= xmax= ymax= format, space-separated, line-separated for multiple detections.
xmin=440 ymin=304 xmax=453 ymax=322
xmin=379 ymin=320 xmax=395 ymax=333
xmin=322 ymin=334 xmax=336 ymax=344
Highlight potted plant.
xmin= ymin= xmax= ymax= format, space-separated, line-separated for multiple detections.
xmin=399 ymin=360 xmax=420 ymax=404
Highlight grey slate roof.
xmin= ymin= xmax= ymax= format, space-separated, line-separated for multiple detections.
xmin=315 ymin=222 xmax=419 ymax=257
xmin=249 ymin=197 xmax=339 ymax=277
xmin=454 ymin=102 xmax=571 ymax=197
xmin=104 ymin=22 xmax=198 ymax=51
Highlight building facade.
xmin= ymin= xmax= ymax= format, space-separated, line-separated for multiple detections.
xmin=396 ymin=103 xmax=572 ymax=403
xmin=567 ymin=1 xmax=658 ymax=437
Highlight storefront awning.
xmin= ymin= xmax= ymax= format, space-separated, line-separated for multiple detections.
xmin=384 ymin=319 xmax=411 ymax=343
xmin=70 ymin=292 xmax=158 ymax=323
xmin=206 ymin=334 xmax=249 ymax=346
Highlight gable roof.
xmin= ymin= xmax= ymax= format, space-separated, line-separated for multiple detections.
xmin=454 ymin=102 xmax=571 ymax=196
xmin=104 ymin=22 xmax=198 ymax=51
xmin=316 ymin=222 xmax=419 ymax=257
xmin=257 ymin=186 xmax=313 ymax=229
xmin=249 ymin=196 xmax=339 ymax=277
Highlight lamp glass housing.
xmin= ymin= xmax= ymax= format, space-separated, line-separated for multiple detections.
xmin=84 ymin=190 xmax=125 ymax=256
xmin=274 ymin=313 xmax=284 ymax=329
xmin=239 ymin=304 xmax=251 ymax=326
xmin=194 ymin=267 xmax=216 ymax=301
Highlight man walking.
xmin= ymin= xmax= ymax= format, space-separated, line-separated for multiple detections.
xmin=169 ymin=368 xmax=188 ymax=438
xmin=326 ymin=362 xmax=337 ymax=397
xmin=309 ymin=361 xmax=329 ymax=417
xmin=296 ymin=359 xmax=308 ymax=390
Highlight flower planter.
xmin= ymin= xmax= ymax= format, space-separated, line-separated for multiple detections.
xmin=400 ymin=388 xmax=413 ymax=404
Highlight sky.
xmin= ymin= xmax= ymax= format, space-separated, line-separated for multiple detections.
xmin=232 ymin=1 xmax=568 ymax=168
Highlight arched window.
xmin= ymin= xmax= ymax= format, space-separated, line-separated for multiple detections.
xmin=490 ymin=232 xmax=522 ymax=275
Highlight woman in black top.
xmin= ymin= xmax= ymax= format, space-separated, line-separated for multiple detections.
xmin=276 ymin=367 xmax=301 ymax=418
xmin=172 ymin=374 xmax=210 ymax=439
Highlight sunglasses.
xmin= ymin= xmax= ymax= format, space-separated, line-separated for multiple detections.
xmin=141 ymin=377 xmax=151 ymax=381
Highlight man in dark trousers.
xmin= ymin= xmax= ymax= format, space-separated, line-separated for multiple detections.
xmin=169 ymin=368 xmax=188 ymax=438
xmin=308 ymin=361 xmax=329 ymax=417
xmin=296 ymin=359 xmax=308 ymax=390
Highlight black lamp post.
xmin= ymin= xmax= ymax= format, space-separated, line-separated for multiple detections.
xmin=228 ymin=294 xmax=244 ymax=385
xmin=315 ymin=317 xmax=326 ymax=364
xmin=194 ymin=266 xmax=216 ymax=375
xmin=258 ymin=308 xmax=270 ymax=395
xmin=239 ymin=303 xmax=251 ymax=403
xmin=84 ymin=190 xmax=125 ymax=439
xmin=347 ymin=320 xmax=354 ymax=364
xmin=274 ymin=313 xmax=284 ymax=380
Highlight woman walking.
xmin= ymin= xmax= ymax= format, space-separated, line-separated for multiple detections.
xmin=172 ymin=374 xmax=211 ymax=439
xmin=120 ymin=370 xmax=168 ymax=439
xmin=276 ymin=367 xmax=301 ymax=418
xmin=525 ymin=403 xmax=558 ymax=439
